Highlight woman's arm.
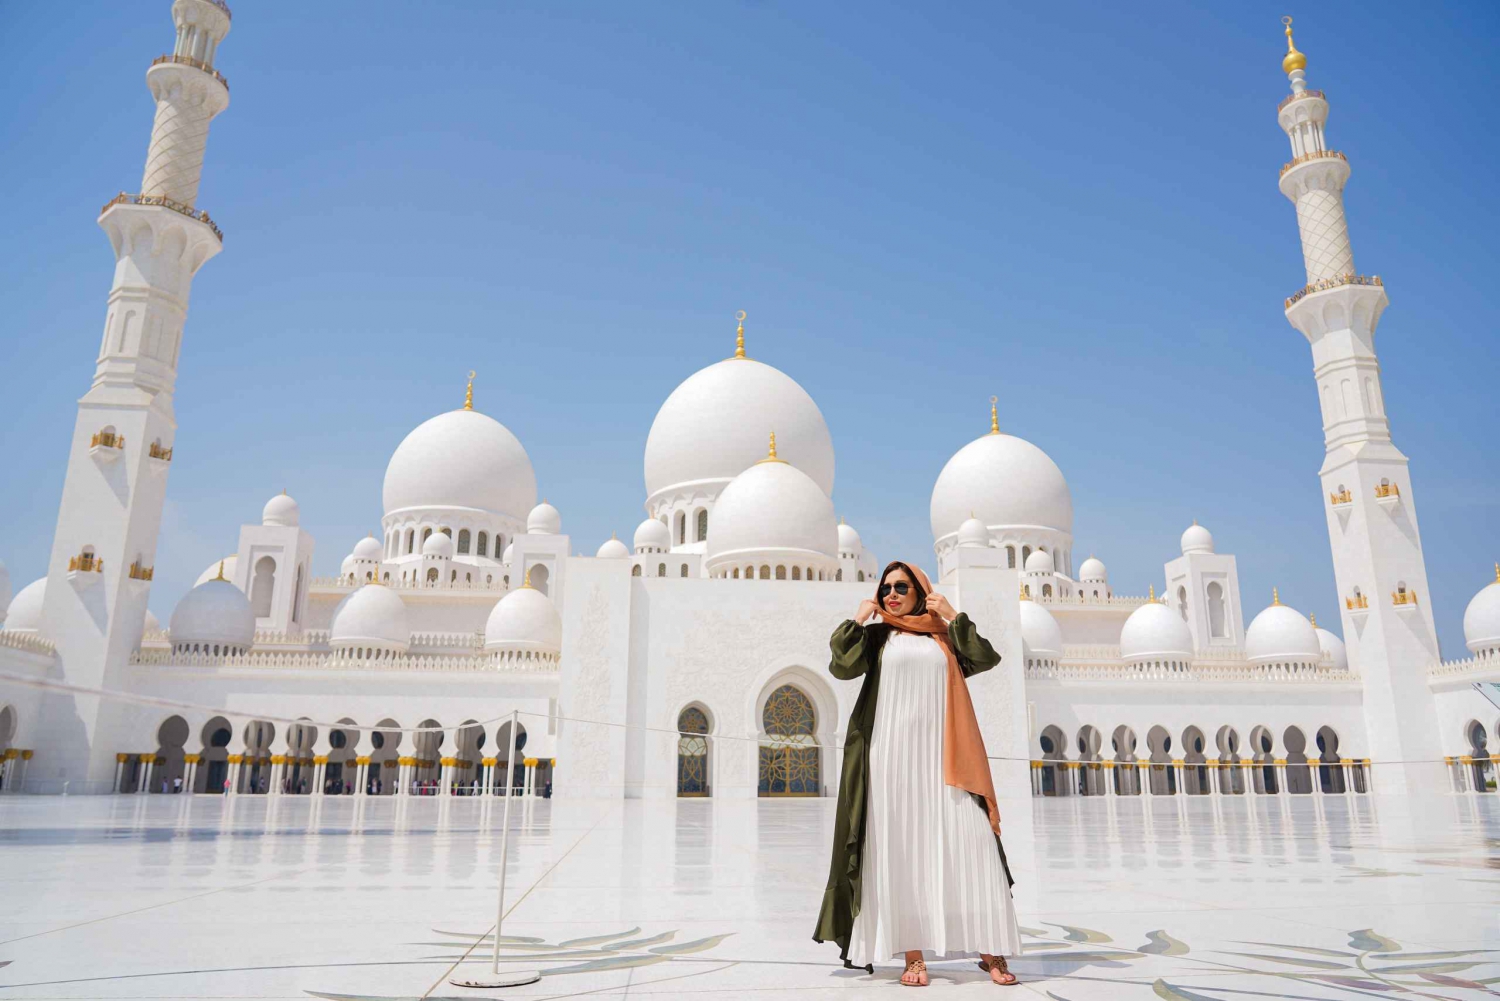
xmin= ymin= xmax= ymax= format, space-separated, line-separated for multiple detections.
xmin=949 ymin=612 xmax=1001 ymax=677
xmin=829 ymin=619 xmax=877 ymax=680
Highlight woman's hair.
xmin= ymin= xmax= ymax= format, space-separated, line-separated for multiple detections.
xmin=877 ymin=560 xmax=928 ymax=616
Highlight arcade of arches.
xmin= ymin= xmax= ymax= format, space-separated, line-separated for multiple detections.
xmin=110 ymin=714 xmax=554 ymax=798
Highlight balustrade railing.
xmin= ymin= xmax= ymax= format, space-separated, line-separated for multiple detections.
xmin=68 ymin=554 xmax=102 ymax=573
xmin=1392 ymin=588 xmax=1418 ymax=607
xmin=1329 ymin=488 xmax=1352 ymax=505
xmin=150 ymin=53 xmax=228 ymax=90
xmin=149 ymin=442 xmax=173 ymax=461
xmin=1374 ymin=482 xmax=1400 ymax=499
xmin=1346 ymin=593 xmax=1369 ymax=610
xmin=91 ymin=431 xmax=124 ymax=449
xmin=1278 ymin=88 xmax=1325 ymax=111
xmin=128 ymin=646 xmax=558 ymax=674
xmin=101 ymin=193 xmax=223 ymax=242
xmin=1285 ymin=273 xmax=1382 ymax=308
xmin=0 ymin=630 xmax=56 ymax=656
xmin=128 ymin=561 xmax=154 ymax=581
xmin=1279 ymin=148 xmax=1347 ymax=177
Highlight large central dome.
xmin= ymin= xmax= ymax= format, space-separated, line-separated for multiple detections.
xmin=930 ymin=431 xmax=1073 ymax=543
xmin=645 ymin=356 xmax=834 ymax=507
xmin=383 ymin=408 xmax=537 ymax=519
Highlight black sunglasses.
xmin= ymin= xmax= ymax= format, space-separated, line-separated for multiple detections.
xmin=877 ymin=582 xmax=912 ymax=599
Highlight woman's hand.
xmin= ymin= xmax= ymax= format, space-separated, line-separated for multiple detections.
xmin=854 ymin=599 xmax=879 ymax=623
xmin=926 ymin=592 xmax=956 ymax=621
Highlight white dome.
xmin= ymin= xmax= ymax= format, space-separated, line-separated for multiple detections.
xmin=329 ymin=584 xmax=410 ymax=651
xmin=634 ymin=518 xmax=671 ymax=553
xmin=340 ymin=554 xmax=356 ymax=576
xmin=1078 ymin=556 xmax=1108 ymax=582
xmin=1181 ymin=522 xmax=1215 ymax=555
xmin=1019 ymin=598 xmax=1063 ymax=660
xmin=3 ymin=578 xmax=47 ymax=633
xmin=644 ymin=356 xmax=835 ymax=504
xmin=1024 ymin=549 xmax=1055 ymax=573
xmin=596 ymin=536 xmax=630 ymax=559
xmin=1463 ymin=568 xmax=1500 ymax=654
xmin=930 ymin=432 xmax=1072 ymax=542
xmin=1245 ymin=596 xmax=1320 ymax=664
xmin=144 ymin=608 xmax=161 ymax=633
xmin=382 ymin=408 xmax=537 ymax=520
xmin=0 ymin=558 xmax=11 ymax=620
xmin=484 ymin=585 xmax=562 ymax=654
xmin=262 ymin=492 xmax=300 ymax=527
xmin=1119 ymin=600 xmax=1194 ymax=662
xmin=195 ymin=555 xmax=238 ymax=587
xmin=705 ymin=457 xmax=838 ymax=572
xmin=957 ymin=517 xmax=989 ymax=549
xmin=838 ymin=521 xmax=865 ymax=553
xmin=1314 ymin=625 xmax=1348 ymax=671
xmin=352 ymin=536 xmax=383 ymax=560
xmin=527 ymin=501 xmax=561 ymax=535
xmin=422 ymin=532 xmax=454 ymax=558
xmin=169 ymin=579 xmax=255 ymax=651
xmin=502 ymin=543 xmax=514 ymax=562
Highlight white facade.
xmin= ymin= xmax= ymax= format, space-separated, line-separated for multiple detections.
xmin=1 ymin=11 xmax=1497 ymax=807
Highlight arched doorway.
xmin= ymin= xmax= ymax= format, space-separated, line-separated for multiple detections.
xmin=528 ymin=564 xmax=550 ymax=596
xmin=1075 ymin=725 xmax=1103 ymax=795
xmin=412 ymin=719 xmax=443 ymax=794
xmin=1250 ymin=725 xmax=1277 ymax=794
xmin=1315 ymin=725 xmax=1346 ymax=793
xmin=1181 ymin=725 xmax=1209 ymax=795
xmin=241 ymin=720 xmax=276 ymax=794
xmin=1037 ymin=725 xmax=1067 ymax=796
xmin=676 ymin=705 xmax=711 ymax=797
xmin=369 ymin=719 xmax=401 ymax=795
xmin=250 ymin=556 xmax=276 ymax=617
xmin=453 ymin=720 xmax=485 ymax=796
xmin=1111 ymin=725 xmax=1140 ymax=795
xmin=286 ymin=720 xmax=318 ymax=794
xmin=326 ymin=720 xmax=358 ymax=795
xmin=1146 ymin=724 xmax=1175 ymax=795
xmin=1283 ymin=726 xmax=1312 ymax=794
xmin=1215 ymin=725 xmax=1244 ymax=795
xmin=199 ymin=717 xmax=232 ymax=793
xmin=759 ymin=684 xmax=819 ymax=796
xmin=494 ymin=720 xmax=528 ymax=794
xmin=152 ymin=715 xmax=190 ymax=793
xmin=1466 ymin=720 xmax=1495 ymax=792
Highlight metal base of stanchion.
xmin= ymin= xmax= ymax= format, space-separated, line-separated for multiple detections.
xmin=449 ymin=969 xmax=541 ymax=988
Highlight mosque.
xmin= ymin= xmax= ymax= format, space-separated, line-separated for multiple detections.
xmin=1 ymin=2 xmax=1497 ymax=805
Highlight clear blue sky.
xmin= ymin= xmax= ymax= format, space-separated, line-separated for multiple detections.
xmin=1 ymin=1 xmax=1495 ymax=657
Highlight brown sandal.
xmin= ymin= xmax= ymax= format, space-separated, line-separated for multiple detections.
xmin=978 ymin=955 xmax=1018 ymax=986
xmin=900 ymin=957 xmax=929 ymax=987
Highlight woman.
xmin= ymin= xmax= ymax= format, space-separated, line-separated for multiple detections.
xmin=813 ymin=561 xmax=1020 ymax=987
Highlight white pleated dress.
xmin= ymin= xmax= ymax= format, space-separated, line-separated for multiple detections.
xmin=847 ymin=631 xmax=1022 ymax=965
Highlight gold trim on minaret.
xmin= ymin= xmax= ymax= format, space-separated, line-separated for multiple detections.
xmin=464 ymin=370 xmax=476 ymax=411
xmin=989 ymin=396 xmax=1000 ymax=435
xmin=733 ymin=310 xmax=747 ymax=360
xmin=1282 ymin=16 xmax=1307 ymax=74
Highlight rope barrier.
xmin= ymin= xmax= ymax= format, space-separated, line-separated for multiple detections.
xmin=0 ymin=667 xmax=1477 ymax=769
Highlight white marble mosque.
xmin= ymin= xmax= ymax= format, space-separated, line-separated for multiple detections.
xmin=1 ymin=2 xmax=1497 ymax=820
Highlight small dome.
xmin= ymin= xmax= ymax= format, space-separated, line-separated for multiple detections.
xmin=330 ymin=583 xmax=410 ymax=651
xmin=423 ymin=532 xmax=454 ymax=558
xmin=930 ymin=432 xmax=1073 ymax=542
xmin=1314 ymin=624 xmax=1348 ymax=671
xmin=1019 ymin=598 xmax=1063 ymax=660
xmin=502 ymin=543 xmax=515 ymax=562
xmin=838 ymin=520 xmax=865 ymax=553
xmin=527 ymin=501 xmax=561 ymax=535
xmin=1245 ymin=594 xmax=1320 ymax=664
xmin=195 ymin=555 xmax=238 ymax=587
xmin=1078 ymin=556 xmax=1107 ymax=582
xmin=262 ymin=491 xmax=300 ymax=527
xmin=596 ymin=536 xmax=629 ymax=559
xmin=1462 ymin=566 xmax=1500 ymax=654
xmin=957 ymin=517 xmax=989 ymax=549
xmin=634 ymin=518 xmax=671 ymax=553
xmin=1181 ymin=522 xmax=1215 ymax=555
xmin=144 ymin=608 xmax=161 ymax=633
xmin=352 ymin=536 xmax=383 ymax=560
xmin=169 ymin=579 xmax=255 ymax=651
xmin=3 ymin=578 xmax=47 ymax=633
xmin=704 ymin=451 xmax=838 ymax=573
xmin=484 ymin=584 xmax=562 ymax=654
xmin=340 ymin=554 xmax=355 ymax=576
xmin=382 ymin=408 xmax=537 ymax=522
xmin=1024 ymin=549 xmax=1055 ymax=573
xmin=1119 ymin=600 xmax=1194 ymax=662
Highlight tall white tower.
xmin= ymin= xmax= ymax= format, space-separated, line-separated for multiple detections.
xmin=36 ymin=0 xmax=232 ymax=787
xmin=1276 ymin=19 xmax=1442 ymax=790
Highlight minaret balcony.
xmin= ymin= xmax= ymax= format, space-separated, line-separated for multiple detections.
xmin=1374 ymin=481 xmax=1401 ymax=508
xmin=100 ymin=193 xmax=223 ymax=243
xmin=127 ymin=561 xmax=154 ymax=593
xmin=149 ymin=53 xmax=229 ymax=92
xmin=1329 ymin=488 xmax=1352 ymax=506
xmin=1279 ymin=148 xmax=1346 ymax=179
xmin=67 ymin=553 xmax=103 ymax=589
xmin=89 ymin=431 xmax=125 ymax=462
xmin=1277 ymin=89 xmax=1325 ymax=112
xmin=1392 ymin=588 xmax=1419 ymax=610
xmin=1345 ymin=592 xmax=1369 ymax=615
xmin=148 ymin=441 xmax=174 ymax=473
xmin=1285 ymin=273 xmax=1382 ymax=309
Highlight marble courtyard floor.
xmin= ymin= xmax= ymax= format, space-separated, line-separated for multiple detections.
xmin=0 ymin=791 xmax=1497 ymax=999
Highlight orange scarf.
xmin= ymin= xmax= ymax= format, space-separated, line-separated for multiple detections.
xmin=872 ymin=562 xmax=1002 ymax=834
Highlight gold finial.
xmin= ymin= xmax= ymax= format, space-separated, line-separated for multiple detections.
xmin=522 ymin=566 xmax=533 ymax=589
xmin=1272 ymin=587 xmax=1281 ymax=606
xmin=989 ymin=396 xmax=1000 ymax=435
xmin=1282 ymin=16 xmax=1307 ymax=74
xmin=214 ymin=560 xmax=226 ymax=581
xmin=759 ymin=430 xmax=786 ymax=464
xmin=733 ymin=310 xmax=747 ymax=360
xmin=1493 ymin=562 xmax=1499 ymax=583
xmin=1148 ymin=583 xmax=1156 ymax=603
xmin=1310 ymin=612 xmax=1317 ymax=627
xmin=463 ymin=370 xmax=476 ymax=411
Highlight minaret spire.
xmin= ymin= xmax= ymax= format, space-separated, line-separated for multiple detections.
xmin=1275 ymin=18 xmax=1441 ymax=790
xmin=36 ymin=0 xmax=234 ymax=788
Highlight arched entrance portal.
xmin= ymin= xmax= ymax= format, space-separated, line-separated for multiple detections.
xmin=758 ymin=684 xmax=819 ymax=796
xmin=676 ymin=705 xmax=710 ymax=797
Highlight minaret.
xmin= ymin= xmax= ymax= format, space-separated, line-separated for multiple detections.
xmin=1275 ymin=18 xmax=1442 ymax=790
xmin=36 ymin=0 xmax=232 ymax=787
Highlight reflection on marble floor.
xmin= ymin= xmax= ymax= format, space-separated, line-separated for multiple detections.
xmin=0 ymin=791 xmax=1496 ymax=999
